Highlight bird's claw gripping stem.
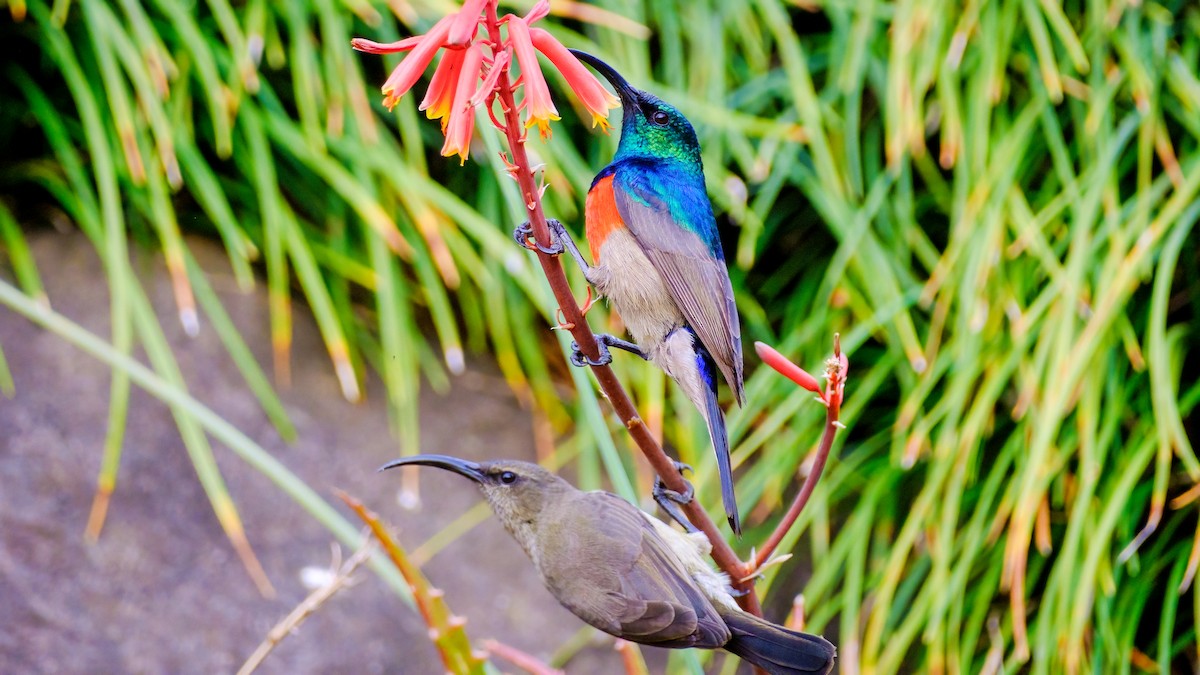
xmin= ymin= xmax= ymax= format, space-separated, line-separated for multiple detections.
xmin=516 ymin=218 xmax=597 ymax=283
xmin=569 ymin=334 xmax=647 ymax=368
xmin=513 ymin=220 xmax=564 ymax=256
xmin=653 ymin=461 xmax=699 ymax=533
xmin=570 ymin=339 xmax=610 ymax=367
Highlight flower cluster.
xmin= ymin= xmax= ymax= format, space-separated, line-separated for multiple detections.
xmin=352 ymin=0 xmax=619 ymax=163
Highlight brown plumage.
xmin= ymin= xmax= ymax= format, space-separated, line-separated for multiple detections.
xmin=381 ymin=455 xmax=835 ymax=674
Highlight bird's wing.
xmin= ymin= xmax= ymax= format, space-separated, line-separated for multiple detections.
xmin=540 ymin=492 xmax=729 ymax=648
xmin=612 ymin=166 xmax=744 ymax=403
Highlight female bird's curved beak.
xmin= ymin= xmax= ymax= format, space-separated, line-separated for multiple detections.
xmin=567 ymin=49 xmax=638 ymax=107
xmin=378 ymin=454 xmax=485 ymax=483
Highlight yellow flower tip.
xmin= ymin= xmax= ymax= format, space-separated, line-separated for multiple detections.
xmin=439 ymin=143 xmax=467 ymax=163
xmin=424 ymin=104 xmax=451 ymax=123
xmin=440 ymin=147 xmax=468 ymax=165
xmin=525 ymin=113 xmax=560 ymax=139
xmin=440 ymin=118 xmax=473 ymax=163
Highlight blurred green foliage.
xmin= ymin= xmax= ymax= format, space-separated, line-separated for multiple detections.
xmin=1 ymin=0 xmax=1199 ymax=672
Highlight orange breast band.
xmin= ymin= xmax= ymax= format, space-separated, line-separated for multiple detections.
xmin=584 ymin=175 xmax=624 ymax=262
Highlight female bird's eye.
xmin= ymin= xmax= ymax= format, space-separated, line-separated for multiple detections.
xmin=499 ymin=471 xmax=518 ymax=484
xmin=651 ymin=110 xmax=670 ymax=126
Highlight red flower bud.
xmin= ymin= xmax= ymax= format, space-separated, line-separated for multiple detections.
xmin=755 ymin=342 xmax=823 ymax=395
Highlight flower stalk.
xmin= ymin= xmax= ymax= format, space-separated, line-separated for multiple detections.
xmin=353 ymin=0 xmax=851 ymax=623
xmin=750 ymin=336 xmax=848 ymax=572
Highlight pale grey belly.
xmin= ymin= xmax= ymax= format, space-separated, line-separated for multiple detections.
xmin=592 ymin=231 xmax=711 ymax=414
xmin=591 ymin=229 xmax=683 ymax=347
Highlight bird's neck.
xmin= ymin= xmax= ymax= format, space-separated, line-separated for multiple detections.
xmin=485 ymin=484 xmax=575 ymax=569
xmin=615 ymin=137 xmax=703 ymax=173
xmin=500 ymin=515 xmax=541 ymax=567
xmin=484 ymin=496 xmax=539 ymax=560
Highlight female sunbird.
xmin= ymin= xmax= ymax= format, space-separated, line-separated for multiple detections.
xmin=382 ymin=455 xmax=836 ymax=674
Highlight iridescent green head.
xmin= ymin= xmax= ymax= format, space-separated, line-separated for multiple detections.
xmin=570 ymin=50 xmax=701 ymax=167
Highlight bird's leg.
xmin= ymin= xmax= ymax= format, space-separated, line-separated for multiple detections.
xmin=653 ymin=462 xmax=699 ymax=533
xmin=569 ymin=334 xmax=647 ymax=367
xmin=543 ymin=218 xmax=595 ymax=282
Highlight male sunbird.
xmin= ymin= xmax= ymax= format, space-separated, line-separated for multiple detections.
xmin=382 ymin=455 xmax=835 ymax=674
xmin=517 ymin=51 xmax=746 ymax=534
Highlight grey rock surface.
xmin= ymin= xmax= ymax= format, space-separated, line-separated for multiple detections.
xmin=0 ymin=231 xmax=628 ymax=674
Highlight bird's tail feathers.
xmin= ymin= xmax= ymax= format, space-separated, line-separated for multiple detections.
xmin=721 ymin=610 xmax=836 ymax=675
xmin=700 ymin=354 xmax=739 ymax=536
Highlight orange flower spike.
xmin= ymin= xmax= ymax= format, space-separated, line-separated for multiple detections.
xmin=441 ymin=43 xmax=484 ymax=164
xmin=379 ymin=15 xmax=454 ymax=111
xmin=447 ymin=0 xmax=488 ymax=46
xmin=421 ymin=48 xmax=468 ymax=131
xmin=755 ymin=341 xmax=823 ymax=396
xmin=507 ymin=16 xmax=559 ymax=138
xmin=529 ymin=28 xmax=619 ymax=130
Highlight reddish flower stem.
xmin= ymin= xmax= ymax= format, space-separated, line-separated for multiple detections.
xmin=752 ymin=398 xmax=840 ymax=570
xmin=752 ymin=337 xmax=845 ymax=571
xmin=480 ymin=2 xmax=761 ymax=616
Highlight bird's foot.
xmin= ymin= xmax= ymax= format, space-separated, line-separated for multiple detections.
xmin=569 ymin=338 xmax=610 ymax=367
xmin=568 ymin=333 xmax=645 ymax=367
xmin=653 ymin=462 xmax=699 ymax=533
xmin=513 ymin=220 xmax=564 ymax=255
xmin=655 ymin=461 xmax=694 ymax=503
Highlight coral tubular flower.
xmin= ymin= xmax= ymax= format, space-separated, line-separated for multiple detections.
xmin=507 ymin=16 xmax=559 ymax=138
xmin=755 ymin=341 xmax=823 ymax=396
xmin=350 ymin=35 xmax=423 ymax=54
xmin=441 ymin=44 xmax=484 ymax=164
xmin=447 ymin=0 xmax=488 ymax=46
xmin=469 ymin=50 xmax=511 ymax=108
xmin=376 ymin=15 xmax=454 ymax=111
xmin=523 ymin=0 xmax=550 ymax=23
xmin=420 ymin=48 xmax=467 ymax=131
xmin=529 ymin=28 xmax=619 ymax=130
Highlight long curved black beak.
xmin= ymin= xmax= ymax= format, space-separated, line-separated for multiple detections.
xmin=568 ymin=49 xmax=638 ymax=107
xmin=378 ymin=454 xmax=485 ymax=483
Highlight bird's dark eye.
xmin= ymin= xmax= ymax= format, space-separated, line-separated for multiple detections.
xmin=650 ymin=110 xmax=669 ymax=126
xmin=499 ymin=471 xmax=518 ymax=485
